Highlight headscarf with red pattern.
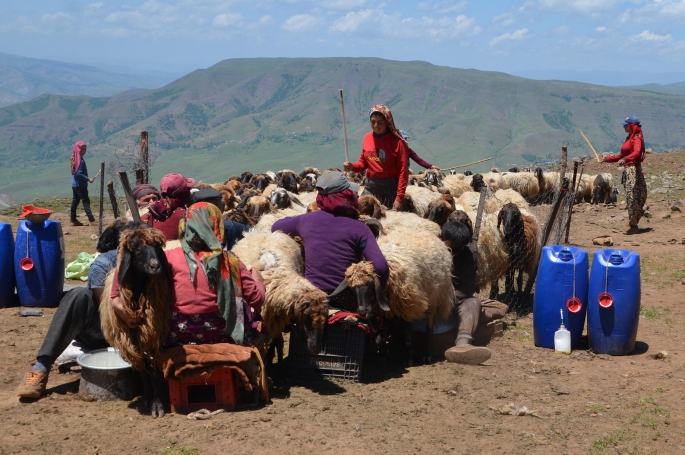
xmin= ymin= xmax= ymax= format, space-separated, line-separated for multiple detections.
xmin=70 ymin=141 xmax=87 ymax=175
xmin=626 ymin=123 xmax=646 ymax=163
xmin=369 ymin=104 xmax=407 ymax=144
xmin=316 ymin=188 xmax=359 ymax=219
xmin=178 ymin=202 xmax=245 ymax=344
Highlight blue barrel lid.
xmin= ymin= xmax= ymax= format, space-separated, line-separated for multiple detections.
xmin=609 ymin=251 xmax=624 ymax=265
xmin=556 ymin=247 xmax=574 ymax=262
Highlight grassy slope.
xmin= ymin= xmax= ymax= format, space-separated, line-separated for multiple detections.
xmin=1 ymin=57 xmax=685 ymax=203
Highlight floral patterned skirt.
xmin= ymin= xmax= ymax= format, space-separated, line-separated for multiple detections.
xmin=166 ymin=306 xmax=263 ymax=347
xmin=363 ymin=177 xmax=398 ymax=208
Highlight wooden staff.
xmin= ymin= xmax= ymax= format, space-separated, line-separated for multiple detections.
xmin=98 ymin=162 xmax=105 ymax=236
xmin=439 ymin=157 xmax=493 ymax=171
xmin=579 ymin=129 xmax=601 ymax=163
xmin=117 ymin=172 xmax=141 ymax=223
xmin=339 ymin=89 xmax=350 ymax=163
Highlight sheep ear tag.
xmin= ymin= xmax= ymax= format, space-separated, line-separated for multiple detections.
xmin=566 ymin=297 xmax=582 ymax=313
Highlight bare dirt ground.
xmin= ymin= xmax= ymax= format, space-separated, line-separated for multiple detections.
xmin=1 ymin=152 xmax=684 ymax=455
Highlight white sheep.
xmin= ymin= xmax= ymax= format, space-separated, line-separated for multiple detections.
xmin=501 ymin=172 xmax=540 ymax=200
xmin=381 ymin=210 xmax=442 ymax=236
xmin=404 ymin=185 xmax=442 ymax=217
xmin=442 ymin=175 xmax=473 ymax=198
xmin=231 ymin=231 xmax=328 ymax=354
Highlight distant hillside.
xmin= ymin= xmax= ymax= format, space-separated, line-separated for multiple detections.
xmin=0 ymin=52 xmax=180 ymax=107
xmin=628 ymin=82 xmax=685 ymax=97
xmin=1 ymin=57 xmax=685 ymax=203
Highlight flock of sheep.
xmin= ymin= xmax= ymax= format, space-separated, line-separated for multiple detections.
xmin=194 ymin=166 xmax=616 ymax=362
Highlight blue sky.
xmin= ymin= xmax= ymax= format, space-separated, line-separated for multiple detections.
xmin=1 ymin=0 xmax=684 ymax=76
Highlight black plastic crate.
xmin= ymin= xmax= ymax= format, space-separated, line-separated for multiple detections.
xmin=287 ymin=322 xmax=366 ymax=382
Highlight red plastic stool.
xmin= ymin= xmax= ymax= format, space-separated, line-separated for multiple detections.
xmin=168 ymin=368 xmax=237 ymax=414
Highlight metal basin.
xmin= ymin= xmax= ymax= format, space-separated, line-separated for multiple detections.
xmin=77 ymin=348 xmax=142 ymax=401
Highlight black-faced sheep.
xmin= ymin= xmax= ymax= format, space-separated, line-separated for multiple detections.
xmin=270 ymin=187 xmax=305 ymax=210
xmin=100 ymin=225 xmax=170 ymax=417
xmin=250 ymin=173 xmax=274 ymax=193
xmin=240 ymin=171 xmax=254 ymax=184
xmin=277 ymin=169 xmax=300 ymax=194
xmin=591 ymin=173 xmax=615 ymax=205
xmin=497 ymin=203 xmax=541 ymax=305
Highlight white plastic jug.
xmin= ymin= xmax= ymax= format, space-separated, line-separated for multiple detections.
xmin=554 ymin=309 xmax=571 ymax=354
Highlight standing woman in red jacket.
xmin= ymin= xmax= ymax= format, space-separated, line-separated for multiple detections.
xmin=601 ymin=115 xmax=647 ymax=234
xmin=343 ymin=104 xmax=409 ymax=210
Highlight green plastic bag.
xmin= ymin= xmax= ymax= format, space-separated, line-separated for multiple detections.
xmin=65 ymin=252 xmax=99 ymax=281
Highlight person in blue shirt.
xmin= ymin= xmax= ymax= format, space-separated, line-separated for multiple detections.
xmin=16 ymin=219 xmax=131 ymax=399
xmin=70 ymin=141 xmax=95 ymax=226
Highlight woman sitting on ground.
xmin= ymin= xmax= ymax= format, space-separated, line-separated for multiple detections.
xmin=111 ymin=203 xmax=265 ymax=347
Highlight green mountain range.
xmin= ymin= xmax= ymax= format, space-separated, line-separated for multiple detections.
xmin=0 ymin=52 xmax=179 ymax=107
xmin=1 ymin=57 xmax=685 ymax=204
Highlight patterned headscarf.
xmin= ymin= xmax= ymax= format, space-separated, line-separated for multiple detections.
xmin=316 ymin=188 xmax=359 ymax=219
xmin=132 ymin=184 xmax=160 ymax=201
xmin=369 ymin=104 xmax=407 ymax=144
xmin=70 ymin=141 xmax=87 ymax=175
xmin=178 ymin=202 xmax=245 ymax=344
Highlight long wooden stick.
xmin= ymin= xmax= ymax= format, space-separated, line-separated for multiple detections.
xmin=439 ymin=157 xmax=493 ymax=171
xmin=98 ymin=162 xmax=105 ymax=236
xmin=579 ymin=129 xmax=601 ymax=163
xmin=117 ymin=172 xmax=141 ymax=223
xmin=339 ymin=89 xmax=350 ymax=163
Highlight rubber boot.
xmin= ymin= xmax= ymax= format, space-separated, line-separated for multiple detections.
xmin=444 ymin=333 xmax=491 ymax=365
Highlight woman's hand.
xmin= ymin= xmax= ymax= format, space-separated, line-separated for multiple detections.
xmin=392 ymin=200 xmax=402 ymax=211
xmin=111 ymin=297 xmax=141 ymax=329
xmin=249 ymin=266 xmax=264 ymax=283
xmin=429 ymin=166 xmax=440 ymax=170
xmin=618 ymin=158 xmax=626 ymax=166
xmin=343 ymin=162 xmax=353 ymax=172
xmin=88 ymin=178 xmax=94 ymax=183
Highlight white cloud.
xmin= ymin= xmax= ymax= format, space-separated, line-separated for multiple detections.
xmin=100 ymin=27 xmax=130 ymax=38
xmin=553 ymin=25 xmax=571 ymax=34
xmin=329 ymin=9 xmax=376 ymax=33
xmin=329 ymin=8 xmax=480 ymax=40
xmin=41 ymin=12 xmax=74 ymax=26
xmin=595 ymin=26 xmax=607 ymax=32
xmin=489 ymin=28 xmax=530 ymax=46
xmin=213 ymin=13 xmax=244 ymax=28
xmin=631 ymin=30 xmax=672 ymax=42
xmin=282 ymin=14 xmax=321 ymax=32
xmin=538 ymin=0 xmax=621 ymax=15
xmin=493 ymin=11 xmax=517 ymax=26
xmin=623 ymin=0 xmax=685 ymax=23
xmin=417 ymin=1 xmax=468 ymax=14
xmin=85 ymin=2 xmax=105 ymax=17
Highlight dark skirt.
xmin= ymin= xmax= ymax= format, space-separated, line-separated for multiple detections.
xmin=363 ymin=177 xmax=398 ymax=208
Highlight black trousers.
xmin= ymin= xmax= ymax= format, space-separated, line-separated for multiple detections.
xmin=70 ymin=186 xmax=94 ymax=221
xmin=37 ymin=287 xmax=108 ymax=361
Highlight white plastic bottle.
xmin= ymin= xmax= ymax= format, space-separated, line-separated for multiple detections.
xmin=554 ymin=309 xmax=571 ymax=354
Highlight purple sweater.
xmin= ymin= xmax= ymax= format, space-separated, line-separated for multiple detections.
xmin=272 ymin=210 xmax=390 ymax=293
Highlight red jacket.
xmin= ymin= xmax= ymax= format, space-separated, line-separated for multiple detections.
xmin=606 ymin=134 xmax=644 ymax=167
xmin=351 ymin=132 xmax=409 ymax=201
